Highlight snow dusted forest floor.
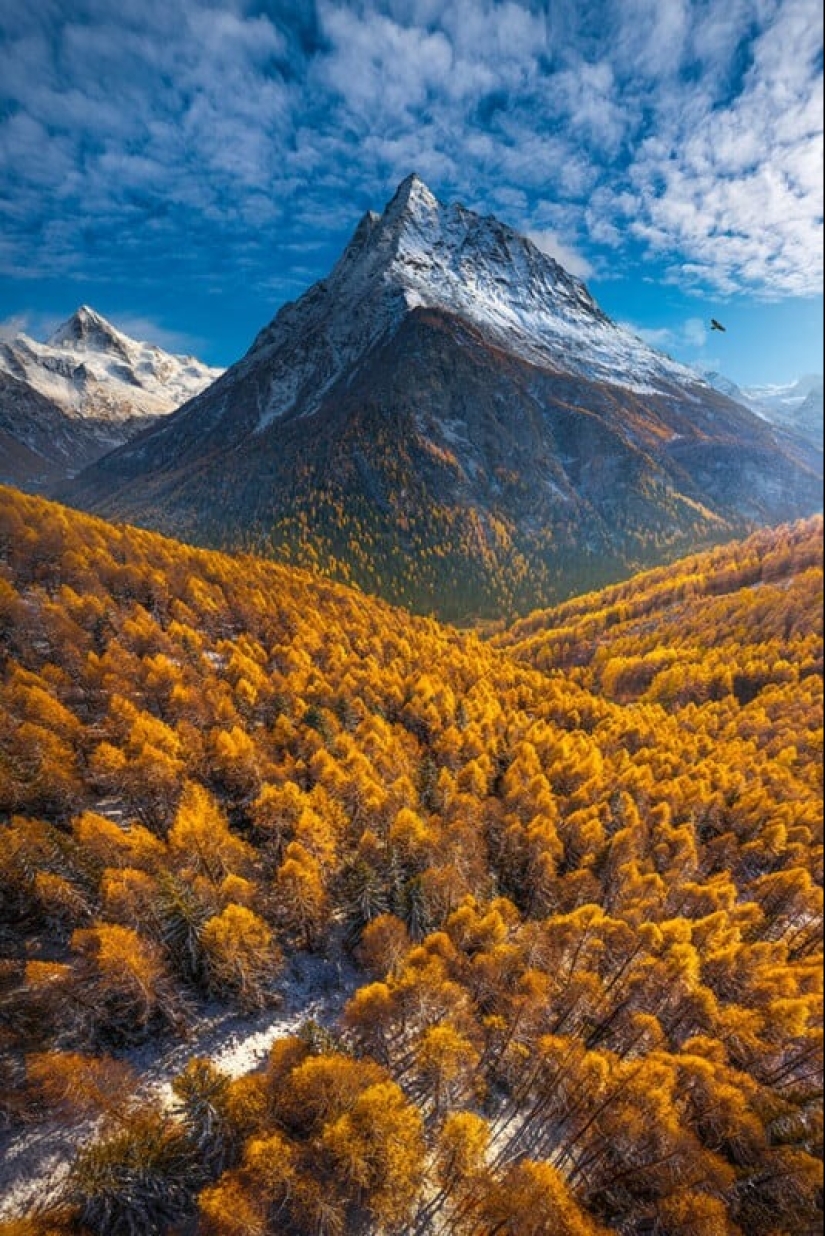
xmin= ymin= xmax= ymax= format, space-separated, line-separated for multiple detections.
xmin=0 ymin=950 xmax=359 ymax=1222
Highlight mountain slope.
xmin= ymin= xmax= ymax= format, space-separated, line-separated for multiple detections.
xmin=0 ymin=307 xmax=222 ymax=491
xmin=495 ymin=514 xmax=823 ymax=709
xmin=0 ymin=487 xmax=821 ymax=1235
xmin=742 ymin=375 xmax=823 ymax=449
xmin=63 ymin=178 xmax=822 ymax=620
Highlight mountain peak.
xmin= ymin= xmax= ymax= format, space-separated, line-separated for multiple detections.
xmin=52 ymin=304 xmax=107 ymax=333
xmin=247 ymin=177 xmax=707 ymax=431
xmin=387 ymin=172 xmax=440 ymax=215
xmin=48 ymin=306 xmax=128 ymax=356
xmin=378 ymin=173 xmax=442 ymax=245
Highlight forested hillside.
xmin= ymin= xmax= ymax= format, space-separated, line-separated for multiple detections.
xmin=0 ymin=486 xmax=821 ymax=1235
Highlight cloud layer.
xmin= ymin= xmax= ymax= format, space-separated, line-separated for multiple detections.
xmin=0 ymin=0 xmax=821 ymax=308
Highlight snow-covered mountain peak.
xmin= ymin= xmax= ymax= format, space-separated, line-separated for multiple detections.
xmin=248 ymin=175 xmax=706 ymax=430
xmin=386 ymin=171 xmax=441 ymax=219
xmin=702 ymin=369 xmax=824 ymax=449
xmin=48 ymin=305 xmax=130 ymax=358
xmin=1 ymin=308 xmax=223 ymax=427
xmin=375 ymin=180 xmax=609 ymax=341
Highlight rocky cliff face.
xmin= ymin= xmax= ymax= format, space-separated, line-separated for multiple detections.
xmin=62 ymin=178 xmax=822 ymax=620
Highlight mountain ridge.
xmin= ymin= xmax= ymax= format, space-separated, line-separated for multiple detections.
xmin=703 ymin=369 xmax=823 ymax=451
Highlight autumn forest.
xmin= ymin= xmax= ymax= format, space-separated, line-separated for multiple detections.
xmin=0 ymin=484 xmax=822 ymax=1236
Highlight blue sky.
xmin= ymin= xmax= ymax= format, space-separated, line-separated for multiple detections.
xmin=0 ymin=0 xmax=822 ymax=387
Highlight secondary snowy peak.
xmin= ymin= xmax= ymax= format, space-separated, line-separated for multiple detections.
xmin=247 ymin=175 xmax=704 ymax=429
xmin=48 ymin=305 xmax=130 ymax=358
xmin=0 ymin=308 xmax=223 ymax=424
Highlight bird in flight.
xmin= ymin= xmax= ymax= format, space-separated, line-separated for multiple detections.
xmin=710 ymin=318 xmax=726 ymax=332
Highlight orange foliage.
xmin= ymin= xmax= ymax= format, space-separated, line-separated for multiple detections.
xmin=0 ymin=488 xmax=821 ymax=1236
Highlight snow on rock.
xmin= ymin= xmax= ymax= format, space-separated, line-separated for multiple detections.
xmin=249 ymin=173 xmax=703 ymax=431
xmin=702 ymin=370 xmax=824 ymax=447
xmin=0 ymin=306 xmax=223 ymax=427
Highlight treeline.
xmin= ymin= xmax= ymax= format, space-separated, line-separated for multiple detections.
xmin=225 ymin=414 xmax=722 ymax=624
xmin=0 ymin=487 xmax=821 ymax=1235
xmin=496 ymin=516 xmax=823 ymax=696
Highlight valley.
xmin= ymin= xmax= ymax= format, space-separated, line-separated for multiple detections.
xmin=0 ymin=486 xmax=820 ymax=1235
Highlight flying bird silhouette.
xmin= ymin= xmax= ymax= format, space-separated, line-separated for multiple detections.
xmin=710 ymin=318 xmax=726 ymax=332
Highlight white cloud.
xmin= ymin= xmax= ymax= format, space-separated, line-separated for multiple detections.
xmin=0 ymin=0 xmax=821 ymax=307
xmin=527 ymin=230 xmax=594 ymax=280
xmin=316 ymin=6 xmax=455 ymax=121
xmin=106 ymin=313 xmax=208 ymax=355
xmin=623 ymin=314 xmax=708 ymax=355
xmin=0 ymin=310 xmax=63 ymax=342
xmin=617 ymin=0 xmax=823 ymax=296
xmin=683 ymin=316 xmax=708 ymax=348
xmin=0 ymin=314 xmax=30 ymax=341
xmin=608 ymin=0 xmax=692 ymax=80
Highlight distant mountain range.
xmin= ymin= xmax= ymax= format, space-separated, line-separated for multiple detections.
xmin=12 ymin=177 xmax=824 ymax=619
xmin=0 ymin=307 xmax=222 ymax=491
xmin=703 ymin=371 xmax=823 ymax=450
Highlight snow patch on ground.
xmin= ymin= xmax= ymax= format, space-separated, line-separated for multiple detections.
xmin=0 ymin=950 xmax=358 ymax=1222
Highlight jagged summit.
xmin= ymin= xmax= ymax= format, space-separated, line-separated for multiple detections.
xmin=387 ymin=171 xmax=439 ymax=215
xmin=374 ymin=174 xmax=614 ymax=350
xmin=48 ymin=305 xmax=130 ymax=358
xmin=0 ymin=307 xmax=223 ymax=492
xmin=2 ymin=306 xmax=222 ymax=420
xmin=245 ymin=174 xmax=700 ymax=431
xmin=49 ymin=304 xmax=104 ymax=338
